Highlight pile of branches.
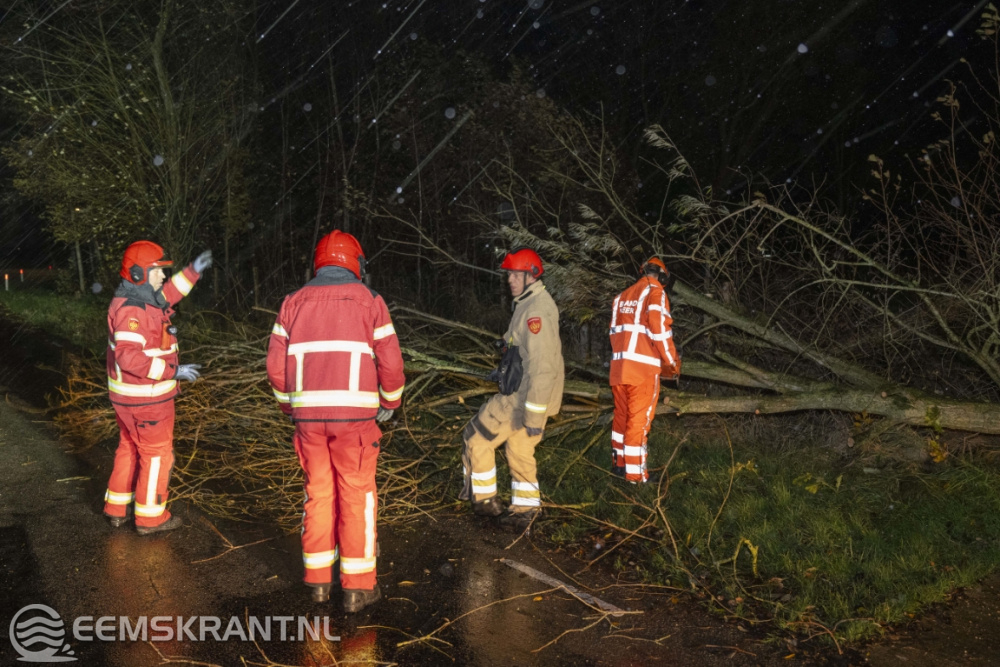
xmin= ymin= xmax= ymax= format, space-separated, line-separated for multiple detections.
xmin=54 ymin=311 xmax=611 ymax=530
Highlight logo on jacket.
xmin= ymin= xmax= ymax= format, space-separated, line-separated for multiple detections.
xmin=127 ymin=318 xmax=140 ymax=332
xmin=9 ymin=604 xmax=77 ymax=662
xmin=527 ymin=317 xmax=542 ymax=334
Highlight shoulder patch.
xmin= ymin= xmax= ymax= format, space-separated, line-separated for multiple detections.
xmin=127 ymin=318 xmax=140 ymax=331
xmin=527 ymin=317 xmax=542 ymax=334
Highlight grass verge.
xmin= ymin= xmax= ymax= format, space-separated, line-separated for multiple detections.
xmin=533 ymin=414 xmax=1000 ymax=645
xmin=0 ymin=288 xmax=107 ymax=354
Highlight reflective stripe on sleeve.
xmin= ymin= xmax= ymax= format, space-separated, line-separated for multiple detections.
xmin=148 ymin=357 xmax=167 ymax=381
xmin=272 ymin=323 xmax=289 ymax=338
xmin=373 ymin=323 xmax=396 ymax=340
xmin=171 ymin=271 xmax=194 ymax=296
xmin=273 ymin=389 xmax=290 ymax=404
xmin=144 ymin=344 xmax=178 ymax=357
xmin=379 ymin=385 xmax=404 ymax=402
xmin=114 ymin=331 xmax=147 ymax=345
xmin=524 ymin=401 xmax=547 ymax=414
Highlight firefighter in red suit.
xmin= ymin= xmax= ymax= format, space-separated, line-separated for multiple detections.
xmin=608 ymin=258 xmax=680 ymax=484
xmin=103 ymin=241 xmax=212 ymax=534
xmin=267 ymin=230 xmax=405 ymax=613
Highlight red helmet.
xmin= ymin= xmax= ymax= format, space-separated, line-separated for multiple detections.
xmin=314 ymin=230 xmax=365 ymax=278
xmin=641 ymin=256 xmax=669 ymax=280
xmin=120 ymin=240 xmax=173 ymax=285
xmin=500 ymin=248 xmax=544 ymax=278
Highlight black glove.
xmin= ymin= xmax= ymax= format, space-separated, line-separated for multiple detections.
xmin=525 ymin=426 xmax=543 ymax=437
xmin=376 ymin=407 xmax=394 ymax=422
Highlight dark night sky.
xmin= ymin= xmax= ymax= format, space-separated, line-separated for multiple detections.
xmin=0 ymin=0 xmax=990 ymax=268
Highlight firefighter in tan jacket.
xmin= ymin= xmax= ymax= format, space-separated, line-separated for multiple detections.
xmin=460 ymin=249 xmax=564 ymax=531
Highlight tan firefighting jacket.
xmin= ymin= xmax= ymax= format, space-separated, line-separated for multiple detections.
xmin=482 ymin=281 xmax=564 ymax=431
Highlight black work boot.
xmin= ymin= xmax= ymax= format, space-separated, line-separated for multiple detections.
xmin=105 ymin=512 xmax=131 ymax=528
xmin=309 ymin=583 xmax=332 ymax=603
xmin=472 ymin=496 xmax=504 ymax=517
xmin=343 ymin=583 xmax=382 ymax=613
xmin=611 ymin=465 xmax=625 ymax=478
xmin=499 ymin=508 xmax=540 ymax=532
xmin=136 ymin=515 xmax=183 ymax=536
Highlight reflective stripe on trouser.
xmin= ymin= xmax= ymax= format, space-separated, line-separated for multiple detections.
xmin=104 ymin=400 xmax=176 ymax=527
xmin=461 ymin=399 xmax=545 ymax=512
xmin=611 ymin=375 xmax=661 ymax=482
xmin=294 ymin=422 xmax=380 ymax=590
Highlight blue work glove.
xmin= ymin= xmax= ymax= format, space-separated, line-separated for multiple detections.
xmin=175 ymin=364 xmax=202 ymax=382
xmin=192 ymin=250 xmax=213 ymax=274
xmin=525 ymin=426 xmax=543 ymax=437
xmin=376 ymin=407 xmax=394 ymax=422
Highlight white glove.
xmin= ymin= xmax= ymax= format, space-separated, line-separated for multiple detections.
xmin=175 ymin=364 xmax=202 ymax=382
xmin=376 ymin=407 xmax=394 ymax=422
xmin=193 ymin=250 xmax=213 ymax=274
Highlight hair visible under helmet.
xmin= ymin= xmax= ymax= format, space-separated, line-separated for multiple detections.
xmin=120 ymin=241 xmax=173 ymax=285
xmin=500 ymin=248 xmax=544 ymax=278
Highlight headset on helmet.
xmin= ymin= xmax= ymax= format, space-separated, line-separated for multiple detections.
xmin=120 ymin=240 xmax=173 ymax=285
xmin=314 ymin=230 xmax=366 ymax=279
xmin=500 ymin=248 xmax=544 ymax=278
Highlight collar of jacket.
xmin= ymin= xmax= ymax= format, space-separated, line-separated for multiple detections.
xmin=512 ymin=280 xmax=545 ymax=310
xmin=114 ymin=279 xmax=167 ymax=310
xmin=307 ymin=265 xmax=360 ymax=286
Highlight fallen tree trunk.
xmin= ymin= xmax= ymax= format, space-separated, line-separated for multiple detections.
xmin=661 ymin=388 xmax=1000 ymax=434
xmin=672 ymin=280 xmax=888 ymax=389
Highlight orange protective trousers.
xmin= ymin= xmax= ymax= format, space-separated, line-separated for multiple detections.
xmin=294 ymin=422 xmax=380 ymax=591
xmin=103 ymin=400 xmax=176 ymax=528
xmin=611 ymin=376 xmax=661 ymax=483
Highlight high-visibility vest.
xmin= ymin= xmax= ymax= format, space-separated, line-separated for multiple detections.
xmin=609 ymin=276 xmax=678 ymax=386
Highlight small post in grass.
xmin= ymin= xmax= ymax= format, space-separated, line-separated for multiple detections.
xmin=19 ymin=268 xmax=24 ymax=282
xmin=4 ymin=274 xmax=8 ymax=291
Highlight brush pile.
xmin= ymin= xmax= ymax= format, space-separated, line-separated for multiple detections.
xmin=54 ymin=309 xmax=610 ymax=531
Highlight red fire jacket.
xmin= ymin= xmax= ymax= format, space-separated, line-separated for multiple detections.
xmin=609 ymin=275 xmax=679 ymax=386
xmin=267 ymin=271 xmax=406 ymax=422
xmin=106 ymin=265 xmax=201 ymax=406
